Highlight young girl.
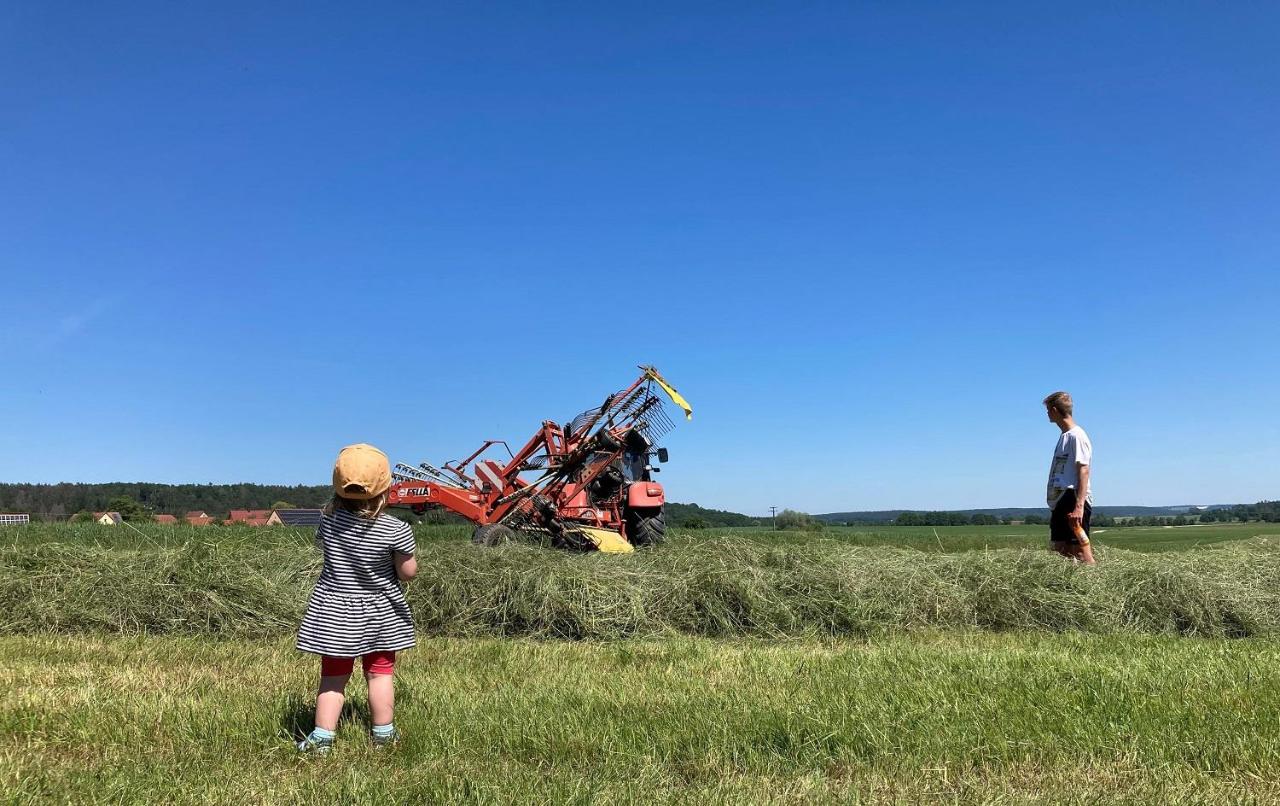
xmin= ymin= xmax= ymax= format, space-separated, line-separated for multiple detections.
xmin=296 ymin=443 xmax=418 ymax=753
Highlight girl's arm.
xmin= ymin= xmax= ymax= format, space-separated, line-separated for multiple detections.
xmin=391 ymin=521 xmax=417 ymax=580
xmin=394 ymin=552 xmax=417 ymax=581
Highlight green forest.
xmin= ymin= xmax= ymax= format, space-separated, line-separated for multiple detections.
xmin=663 ymin=502 xmax=759 ymax=528
xmin=3 ymin=482 xmax=1271 ymax=527
xmin=0 ymin=483 xmax=332 ymax=521
xmin=0 ymin=483 xmax=760 ymax=526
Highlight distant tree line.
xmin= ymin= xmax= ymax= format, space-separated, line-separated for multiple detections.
xmin=0 ymin=482 xmax=763 ymax=527
xmin=1108 ymin=515 xmax=1187 ymax=527
xmin=0 ymin=482 xmax=331 ymax=521
xmin=894 ymin=511 xmax=1006 ymax=526
xmin=896 ymin=514 xmax=1167 ymax=527
xmin=1105 ymin=503 xmax=1278 ymax=526
xmin=666 ymin=502 xmax=759 ymax=528
xmin=886 ymin=501 xmax=1278 ymax=528
xmin=1196 ymin=501 xmax=1280 ymax=523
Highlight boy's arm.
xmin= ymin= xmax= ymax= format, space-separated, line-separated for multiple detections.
xmin=1070 ymin=462 xmax=1090 ymax=529
xmin=1072 ymin=464 xmax=1097 ymax=565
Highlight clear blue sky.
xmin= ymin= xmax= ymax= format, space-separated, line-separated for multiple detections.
xmin=2 ymin=3 xmax=1277 ymax=514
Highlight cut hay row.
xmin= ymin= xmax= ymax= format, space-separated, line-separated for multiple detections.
xmin=3 ymin=532 xmax=1279 ymax=640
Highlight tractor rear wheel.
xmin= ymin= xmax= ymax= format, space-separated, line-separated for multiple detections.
xmin=472 ymin=523 xmax=517 ymax=547
xmin=626 ymin=507 xmax=666 ymax=547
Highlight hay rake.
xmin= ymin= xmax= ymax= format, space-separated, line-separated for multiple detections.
xmin=388 ymin=366 xmax=692 ymax=552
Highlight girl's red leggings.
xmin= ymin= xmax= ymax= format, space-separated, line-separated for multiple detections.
xmin=320 ymin=651 xmax=395 ymax=677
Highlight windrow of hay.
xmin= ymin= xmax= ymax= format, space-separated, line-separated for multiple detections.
xmin=3 ymin=535 xmax=1280 ymax=640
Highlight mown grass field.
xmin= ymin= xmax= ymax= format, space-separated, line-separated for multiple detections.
xmin=6 ymin=521 xmax=1279 ymax=640
xmin=3 ymin=519 xmax=1266 ymax=553
xmin=2 ymin=521 xmax=1278 ymax=804
xmin=4 ymin=633 xmax=1279 ymax=804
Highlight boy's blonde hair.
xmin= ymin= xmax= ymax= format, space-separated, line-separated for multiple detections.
xmin=1043 ymin=390 xmax=1073 ymax=417
xmin=324 ymin=491 xmax=389 ymax=520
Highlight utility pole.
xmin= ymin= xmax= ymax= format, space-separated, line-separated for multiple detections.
xmin=769 ymin=506 xmax=777 ymax=529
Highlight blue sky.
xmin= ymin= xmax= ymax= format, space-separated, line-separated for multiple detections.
xmin=2 ymin=3 xmax=1277 ymax=514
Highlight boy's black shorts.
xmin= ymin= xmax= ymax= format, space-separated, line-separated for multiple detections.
xmin=1050 ymin=489 xmax=1092 ymax=543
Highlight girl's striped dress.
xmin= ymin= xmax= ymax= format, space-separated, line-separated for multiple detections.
xmin=296 ymin=510 xmax=417 ymax=656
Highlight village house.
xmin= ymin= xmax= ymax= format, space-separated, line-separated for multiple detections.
xmin=185 ymin=511 xmax=213 ymax=526
xmin=93 ymin=512 xmax=123 ymax=526
xmin=266 ymin=508 xmax=323 ymax=527
xmin=227 ymin=509 xmax=272 ymax=526
xmin=154 ymin=514 xmax=178 ymax=524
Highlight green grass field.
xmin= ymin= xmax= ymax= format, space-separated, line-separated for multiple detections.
xmin=4 ymin=633 xmax=1278 ymax=804
xmin=2 ymin=521 xmax=1278 ymax=804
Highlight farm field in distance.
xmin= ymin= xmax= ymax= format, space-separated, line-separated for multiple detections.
xmin=2 ymin=519 xmax=1269 ymax=552
xmin=2 ymin=521 xmax=1278 ymax=804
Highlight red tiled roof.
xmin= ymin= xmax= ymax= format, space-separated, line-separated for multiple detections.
xmin=155 ymin=514 xmax=178 ymax=524
xmin=228 ymin=509 xmax=272 ymax=523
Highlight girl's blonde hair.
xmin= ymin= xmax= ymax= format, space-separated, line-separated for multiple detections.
xmin=324 ymin=490 xmax=389 ymax=520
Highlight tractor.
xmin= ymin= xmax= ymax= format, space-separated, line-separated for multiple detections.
xmin=387 ymin=366 xmax=691 ymax=553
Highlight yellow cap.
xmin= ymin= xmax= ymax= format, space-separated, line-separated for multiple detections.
xmin=332 ymin=443 xmax=392 ymax=500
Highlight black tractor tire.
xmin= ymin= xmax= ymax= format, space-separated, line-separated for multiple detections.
xmin=593 ymin=430 xmax=622 ymax=453
xmin=626 ymin=507 xmax=666 ymax=547
xmin=472 ymin=523 xmax=517 ymax=547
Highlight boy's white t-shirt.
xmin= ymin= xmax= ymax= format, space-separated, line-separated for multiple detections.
xmin=1047 ymin=425 xmax=1093 ymax=508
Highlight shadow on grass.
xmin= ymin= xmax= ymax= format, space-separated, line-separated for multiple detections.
xmin=279 ymin=691 xmax=371 ymax=741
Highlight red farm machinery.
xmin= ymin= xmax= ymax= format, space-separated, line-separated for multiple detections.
xmin=387 ymin=366 xmax=692 ymax=553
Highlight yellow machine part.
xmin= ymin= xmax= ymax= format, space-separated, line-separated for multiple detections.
xmin=641 ymin=365 xmax=693 ymax=420
xmin=576 ymin=526 xmax=635 ymax=554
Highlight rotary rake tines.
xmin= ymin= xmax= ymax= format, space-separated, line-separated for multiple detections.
xmin=394 ymin=461 xmax=471 ymax=488
xmin=604 ymin=383 xmax=676 ymax=444
xmin=566 ymin=400 xmax=609 ymax=438
xmin=567 ymin=382 xmax=645 ymax=439
xmin=567 ymin=377 xmax=678 ymax=444
xmin=393 ymin=463 xmax=431 ymax=483
xmin=421 ymin=461 xmax=472 ymax=488
xmin=499 ymin=497 xmax=593 ymax=551
xmin=499 ymin=492 xmax=553 ymax=531
xmin=632 ymin=393 xmax=676 ymax=443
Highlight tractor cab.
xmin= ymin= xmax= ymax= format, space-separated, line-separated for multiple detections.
xmin=621 ymin=429 xmax=668 ymax=482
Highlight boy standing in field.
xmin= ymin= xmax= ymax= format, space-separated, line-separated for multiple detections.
xmin=1044 ymin=391 xmax=1096 ymax=565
